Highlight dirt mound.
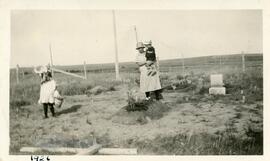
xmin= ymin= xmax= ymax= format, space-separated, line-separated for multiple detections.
xmin=144 ymin=101 xmax=170 ymax=119
xmin=111 ymin=101 xmax=170 ymax=125
xmin=86 ymin=85 xmax=108 ymax=95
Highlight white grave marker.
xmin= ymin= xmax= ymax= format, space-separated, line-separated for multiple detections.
xmin=209 ymin=74 xmax=226 ymax=95
xmin=210 ymin=74 xmax=223 ymax=87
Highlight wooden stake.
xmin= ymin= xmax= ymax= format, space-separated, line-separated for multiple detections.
xmin=20 ymin=145 xmax=102 ymax=155
xmin=20 ymin=147 xmax=80 ymax=154
xmin=98 ymin=148 xmax=137 ymax=155
xmin=20 ymin=146 xmax=137 ymax=155
xmin=112 ymin=10 xmax=120 ymax=80
xmin=76 ymin=144 xmax=102 ymax=155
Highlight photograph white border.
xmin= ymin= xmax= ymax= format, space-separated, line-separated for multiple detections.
xmin=0 ymin=0 xmax=269 ymax=161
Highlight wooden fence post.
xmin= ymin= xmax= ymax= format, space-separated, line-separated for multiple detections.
xmin=84 ymin=61 xmax=87 ymax=79
xmin=49 ymin=43 xmax=54 ymax=76
xmin=219 ymin=56 xmax=222 ymax=73
xmin=112 ymin=10 xmax=120 ymax=80
xmin=181 ymin=53 xmax=185 ymax=75
xmin=242 ymin=51 xmax=245 ymax=73
xmin=134 ymin=26 xmax=138 ymax=44
xmin=16 ymin=64 xmax=19 ymax=84
xmin=22 ymin=68 xmax=25 ymax=79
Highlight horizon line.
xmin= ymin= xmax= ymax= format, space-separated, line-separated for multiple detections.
xmin=10 ymin=52 xmax=263 ymax=69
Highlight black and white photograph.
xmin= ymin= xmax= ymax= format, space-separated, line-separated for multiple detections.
xmin=8 ymin=9 xmax=263 ymax=156
xmin=1 ymin=0 xmax=269 ymax=160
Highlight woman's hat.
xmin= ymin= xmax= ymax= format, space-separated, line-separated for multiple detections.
xmin=34 ymin=66 xmax=48 ymax=74
xmin=144 ymin=40 xmax=152 ymax=45
xmin=136 ymin=42 xmax=145 ymax=49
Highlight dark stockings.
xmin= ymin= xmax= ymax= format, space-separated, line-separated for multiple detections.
xmin=154 ymin=90 xmax=160 ymax=100
xmin=145 ymin=90 xmax=162 ymax=100
xmin=43 ymin=103 xmax=55 ymax=118
xmin=145 ymin=92 xmax=150 ymax=98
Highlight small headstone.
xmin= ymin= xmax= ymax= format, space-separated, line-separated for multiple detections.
xmin=209 ymin=74 xmax=226 ymax=95
xmin=209 ymin=87 xmax=226 ymax=95
xmin=210 ymin=74 xmax=224 ymax=87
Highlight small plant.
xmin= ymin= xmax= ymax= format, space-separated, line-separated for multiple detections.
xmin=224 ymin=120 xmax=237 ymax=138
xmin=135 ymin=131 xmax=263 ymax=155
xmin=244 ymin=119 xmax=263 ymax=145
xmin=126 ymin=90 xmax=148 ymax=111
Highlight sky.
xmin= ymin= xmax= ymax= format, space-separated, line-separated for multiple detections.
xmin=10 ymin=10 xmax=262 ymax=68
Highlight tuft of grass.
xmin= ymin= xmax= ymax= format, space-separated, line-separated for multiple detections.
xmin=224 ymin=72 xmax=263 ymax=102
xmin=130 ymin=119 xmax=262 ymax=155
xmin=145 ymin=101 xmax=170 ymax=120
xmin=10 ymin=81 xmax=40 ymax=109
xmin=10 ymin=99 xmax=31 ymax=107
xmin=61 ymin=82 xmax=91 ymax=96
xmin=9 ymin=72 xmax=124 ymax=108
xmin=134 ymin=131 xmax=262 ymax=155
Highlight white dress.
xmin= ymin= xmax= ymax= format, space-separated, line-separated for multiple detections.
xmin=136 ymin=53 xmax=162 ymax=93
xmin=39 ymin=79 xmax=56 ymax=104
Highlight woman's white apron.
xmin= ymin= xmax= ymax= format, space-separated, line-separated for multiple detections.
xmin=136 ymin=54 xmax=162 ymax=93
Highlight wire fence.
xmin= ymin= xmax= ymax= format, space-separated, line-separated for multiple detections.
xmin=11 ymin=53 xmax=262 ymax=84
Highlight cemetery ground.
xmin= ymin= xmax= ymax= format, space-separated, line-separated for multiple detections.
xmin=9 ymin=54 xmax=263 ymax=155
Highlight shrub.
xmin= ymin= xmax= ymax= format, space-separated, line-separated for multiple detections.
xmin=10 ymin=99 xmax=31 ymax=107
xmin=198 ymin=86 xmax=209 ymax=95
xmin=61 ymin=83 xmax=89 ymax=96
xmin=176 ymin=75 xmax=184 ymax=80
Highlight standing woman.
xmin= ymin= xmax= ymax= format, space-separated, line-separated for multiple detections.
xmin=135 ymin=42 xmax=163 ymax=100
xmin=35 ymin=66 xmax=56 ymax=118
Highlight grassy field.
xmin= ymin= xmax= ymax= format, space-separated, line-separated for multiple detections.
xmin=9 ymin=53 xmax=263 ymax=155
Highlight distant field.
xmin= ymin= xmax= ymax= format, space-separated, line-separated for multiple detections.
xmin=10 ymin=53 xmax=263 ymax=77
